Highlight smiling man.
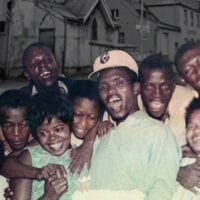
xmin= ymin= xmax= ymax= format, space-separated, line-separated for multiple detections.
xmin=139 ymin=54 xmax=175 ymax=121
xmin=87 ymin=50 xmax=181 ymax=200
xmin=20 ymin=43 xmax=73 ymax=96
xmin=175 ymin=41 xmax=200 ymax=94
xmin=138 ymin=54 xmax=197 ymax=147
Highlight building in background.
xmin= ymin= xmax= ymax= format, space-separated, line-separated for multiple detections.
xmin=108 ymin=0 xmax=159 ymax=61
xmin=0 ymin=0 xmax=200 ymax=77
xmin=146 ymin=0 xmax=200 ymax=60
xmin=108 ymin=0 xmax=181 ymax=62
xmin=0 ymin=0 xmax=118 ymax=77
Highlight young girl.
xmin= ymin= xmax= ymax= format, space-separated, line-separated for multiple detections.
xmin=174 ymin=97 xmax=200 ymax=200
xmin=12 ymin=93 xmax=78 ymax=200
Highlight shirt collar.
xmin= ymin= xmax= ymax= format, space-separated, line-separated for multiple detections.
xmin=31 ymin=80 xmax=68 ymax=96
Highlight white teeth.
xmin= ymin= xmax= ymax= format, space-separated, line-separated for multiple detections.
xmin=109 ymin=100 xmax=121 ymax=111
xmin=151 ymin=101 xmax=163 ymax=108
xmin=109 ymin=96 xmax=120 ymax=103
xmin=40 ymin=71 xmax=50 ymax=77
xmin=49 ymin=142 xmax=62 ymax=150
xmin=193 ymin=137 xmax=200 ymax=142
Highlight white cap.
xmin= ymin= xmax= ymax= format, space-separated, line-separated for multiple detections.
xmin=88 ymin=50 xmax=138 ymax=80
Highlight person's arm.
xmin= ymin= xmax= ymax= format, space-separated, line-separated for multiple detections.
xmin=38 ymin=169 xmax=68 ymax=200
xmin=0 ymin=150 xmax=40 ymax=179
xmin=97 ymin=120 xmax=114 ymax=138
xmin=1 ymin=149 xmax=65 ymax=180
xmin=181 ymin=144 xmax=196 ymax=158
xmin=9 ymin=149 xmax=33 ymax=200
xmin=177 ymin=159 xmax=200 ymax=193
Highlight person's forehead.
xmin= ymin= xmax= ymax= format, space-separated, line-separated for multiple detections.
xmin=74 ymin=97 xmax=98 ymax=110
xmin=189 ymin=108 xmax=200 ymax=119
xmin=75 ymin=97 xmax=97 ymax=104
xmin=142 ymin=68 xmax=170 ymax=80
xmin=4 ymin=107 xmax=26 ymax=120
xmin=99 ymin=67 xmax=129 ymax=80
xmin=41 ymin=116 xmax=63 ymax=125
xmin=26 ymin=47 xmax=52 ymax=60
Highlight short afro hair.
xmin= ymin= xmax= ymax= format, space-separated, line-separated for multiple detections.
xmin=185 ymin=97 xmax=200 ymax=126
xmin=175 ymin=41 xmax=200 ymax=68
xmin=139 ymin=53 xmax=175 ymax=82
xmin=26 ymin=92 xmax=72 ymax=139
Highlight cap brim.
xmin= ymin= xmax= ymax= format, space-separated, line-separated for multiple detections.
xmin=88 ymin=65 xmax=137 ymax=81
xmin=88 ymin=71 xmax=100 ymax=81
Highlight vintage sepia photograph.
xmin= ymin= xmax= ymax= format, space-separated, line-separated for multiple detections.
xmin=0 ymin=0 xmax=200 ymax=199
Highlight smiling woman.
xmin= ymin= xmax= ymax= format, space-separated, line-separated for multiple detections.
xmin=8 ymin=92 xmax=80 ymax=200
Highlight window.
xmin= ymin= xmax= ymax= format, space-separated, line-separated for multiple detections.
xmin=91 ymin=19 xmax=97 ymax=40
xmin=197 ymin=14 xmax=200 ymax=27
xmin=184 ymin=9 xmax=188 ymax=25
xmin=175 ymin=42 xmax=179 ymax=51
xmin=111 ymin=9 xmax=119 ymax=20
xmin=0 ymin=21 xmax=5 ymax=33
xmin=39 ymin=28 xmax=55 ymax=53
xmin=161 ymin=32 xmax=169 ymax=55
xmin=191 ymin=11 xmax=194 ymax=26
xmin=118 ymin=32 xmax=125 ymax=44
xmin=184 ymin=37 xmax=188 ymax=42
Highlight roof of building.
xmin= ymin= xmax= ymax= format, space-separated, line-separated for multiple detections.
xmin=118 ymin=0 xmax=180 ymax=32
xmin=36 ymin=0 xmax=77 ymax=20
xmin=121 ymin=0 xmax=159 ymax=22
xmin=36 ymin=0 xmax=114 ymax=27
xmin=145 ymin=0 xmax=200 ymax=11
xmin=65 ymin=0 xmax=98 ymax=18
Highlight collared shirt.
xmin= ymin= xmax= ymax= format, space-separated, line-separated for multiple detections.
xmin=90 ymin=111 xmax=181 ymax=200
xmin=31 ymin=80 xmax=68 ymax=96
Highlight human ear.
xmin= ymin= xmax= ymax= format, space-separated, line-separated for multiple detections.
xmin=24 ymin=70 xmax=31 ymax=81
xmin=132 ymin=82 xmax=140 ymax=95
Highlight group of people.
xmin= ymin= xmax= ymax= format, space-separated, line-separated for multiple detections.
xmin=0 ymin=41 xmax=200 ymax=199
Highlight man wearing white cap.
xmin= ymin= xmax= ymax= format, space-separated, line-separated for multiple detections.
xmin=86 ymin=50 xmax=181 ymax=199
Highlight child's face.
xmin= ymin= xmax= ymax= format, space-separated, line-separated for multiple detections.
xmin=72 ymin=97 xmax=99 ymax=139
xmin=1 ymin=108 xmax=30 ymax=151
xmin=141 ymin=68 xmax=175 ymax=120
xmin=178 ymin=47 xmax=200 ymax=93
xmin=186 ymin=108 xmax=200 ymax=154
xmin=37 ymin=117 xmax=71 ymax=156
